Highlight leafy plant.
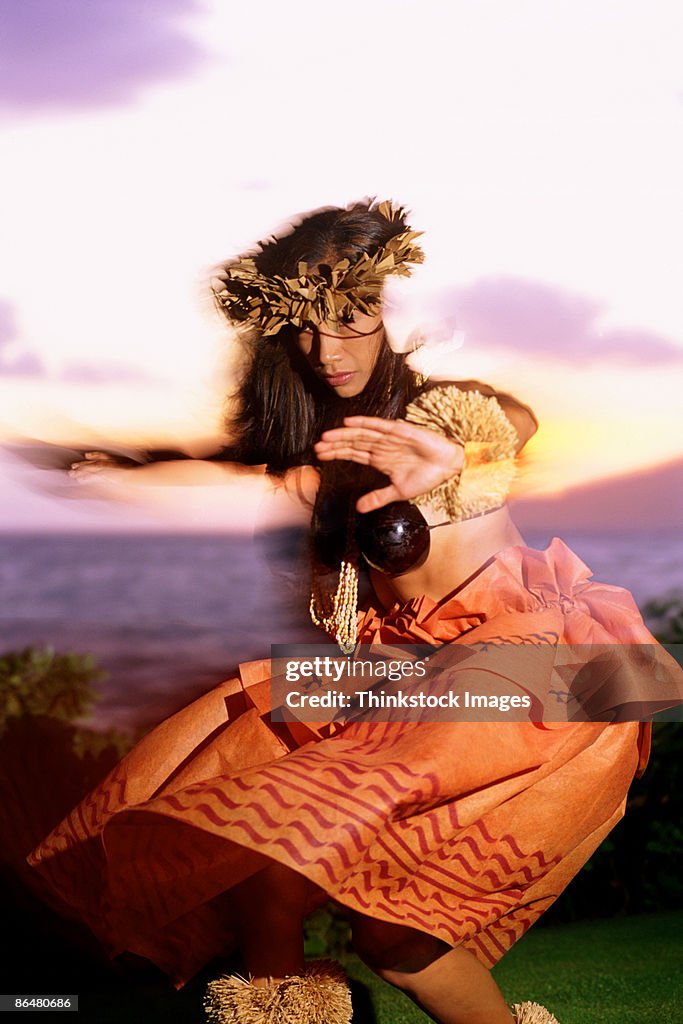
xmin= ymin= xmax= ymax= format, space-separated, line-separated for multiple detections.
xmin=0 ymin=646 xmax=105 ymax=733
xmin=304 ymin=904 xmax=352 ymax=958
xmin=643 ymin=595 xmax=683 ymax=643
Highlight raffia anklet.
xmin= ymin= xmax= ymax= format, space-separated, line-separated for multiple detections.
xmin=512 ymin=1001 xmax=561 ymax=1023
xmin=204 ymin=959 xmax=353 ymax=1024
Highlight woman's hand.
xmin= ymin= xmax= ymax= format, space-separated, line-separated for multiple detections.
xmin=314 ymin=416 xmax=464 ymax=513
xmin=68 ymin=451 xmax=134 ymax=482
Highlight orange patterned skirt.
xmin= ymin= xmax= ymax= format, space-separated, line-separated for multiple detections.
xmin=28 ymin=539 xmax=680 ymax=986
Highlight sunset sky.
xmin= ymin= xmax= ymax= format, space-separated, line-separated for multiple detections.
xmin=1 ymin=0 xmax=682 ymax=530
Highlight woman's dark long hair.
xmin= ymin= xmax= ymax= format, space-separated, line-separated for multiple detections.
xmin=217 ymin=201 xmax=422 ymax=473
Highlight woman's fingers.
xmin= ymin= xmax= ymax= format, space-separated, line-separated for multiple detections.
xmin=315 ymin=445 xmax=372 ymax=465
xmin=320 ymin=417 xmax=417 ymax=442
xmin=317 ymin=430 xmax=397 ymax=451
xmin=68 ymin=452 xmax=121 ymax=480
xmin=315 ymin=427 xmax=409 ymax=464
xmin=315 ymin=437 xmax=393 ymax=466
xmin=355 ymin=484 xmax=401 ymax=513
xmin=341 ymin=415 xmax=414 ymax=434
xmin=85 ymin=451 xmax=117 ymax=462
xmin=315 ymin=437 xmax=396 ymax=457
xmin=69 ymin=463 xmax=108 ymax=479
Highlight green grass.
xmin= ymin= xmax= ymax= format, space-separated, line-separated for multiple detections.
xmin=6 ymin=906 xmax=682 ymax=1022
xmin=343 ymin=911 xmax=683 ymax=1023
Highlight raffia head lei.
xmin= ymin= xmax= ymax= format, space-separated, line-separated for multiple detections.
xmin=212 ymin=200 xmax=424 ymax=336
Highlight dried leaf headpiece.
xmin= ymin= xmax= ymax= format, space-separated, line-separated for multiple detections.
xmin=212 ymin=200 xmax=424 ymax=337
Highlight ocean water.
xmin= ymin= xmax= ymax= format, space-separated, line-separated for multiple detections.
xmin=1 ymin=530 xmax=681 ymax=733
xmin=0 ymin=531 xmax=319 ymax=732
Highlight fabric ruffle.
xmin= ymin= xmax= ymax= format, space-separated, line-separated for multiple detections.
xmin=358 ymin=538 xmax=659 ymax=645
xmin=354 ymin=539 xmax=681 ymax=731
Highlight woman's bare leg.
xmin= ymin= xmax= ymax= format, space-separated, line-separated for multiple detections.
xmin=352 ymin=913 xmax=514 ymax=1024
xmin=230 ymin=867 xmax=515 ymax=1021
xmin=380 ymin=948 xmax=514 ymax=1024
xmin=229 ymin=861 xmax=324 ymax=985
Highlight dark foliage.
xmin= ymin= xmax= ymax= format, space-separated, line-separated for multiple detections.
xmin=542 ymin=597 xmax=683 ymax=924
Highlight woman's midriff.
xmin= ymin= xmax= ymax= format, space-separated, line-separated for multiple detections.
xmin=370 ymin=505 xmax=525 ymax=609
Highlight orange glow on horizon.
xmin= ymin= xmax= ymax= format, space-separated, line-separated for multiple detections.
xmin=516 ymin=415 xmax=682 ymax=497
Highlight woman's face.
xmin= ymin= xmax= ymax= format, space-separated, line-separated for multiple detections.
xmin=296 ymin=309 xmax=385 ymax=398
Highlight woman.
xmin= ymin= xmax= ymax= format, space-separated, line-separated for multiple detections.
xmin=29 ymin=201 xmax=682 ymax=1024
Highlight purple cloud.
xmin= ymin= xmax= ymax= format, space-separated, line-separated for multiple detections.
xmin=0 ymin=299 xmax=45 ymax=375
xmin=437 ymin=277 xmax=683 ymax=365
xmin=594 ymin=326 xmax=683 ymax=363
xmin=0 ymin=0 xmax=207 ymax=113
xmin=0 ymin=299 xmax=147 ymax=381
xmin=0 ymin=351 xmax=45 ymax=375
xmin=0 ymin=302 xmax=16 ymax=345
xmin=60 ymin=361 xmax=150 ymax=384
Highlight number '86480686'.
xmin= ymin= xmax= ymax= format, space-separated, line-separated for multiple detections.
xmin=14 ymin=997 xmax=72 ymax=1009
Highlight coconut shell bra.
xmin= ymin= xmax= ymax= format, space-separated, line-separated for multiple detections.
xmin=313 ymin=496 xmax=432 ymax=578
xmin=312 ymin=495 xmax=507 ymax=578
